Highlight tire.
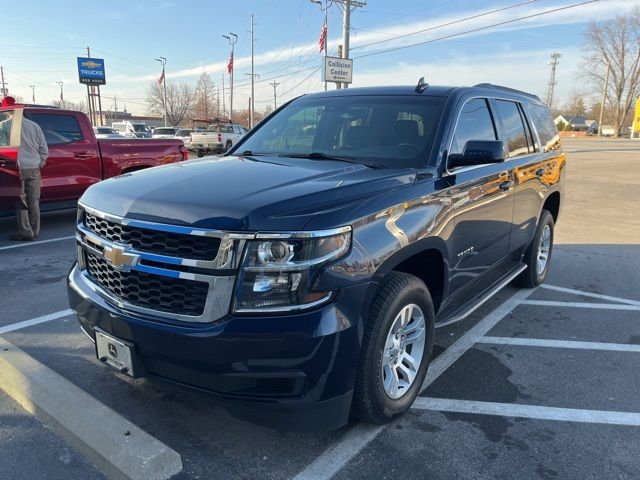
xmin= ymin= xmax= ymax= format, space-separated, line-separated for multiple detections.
xmin=352 ymin=272 xmax=435 ymax=424
xmin=196 ymin=149 xmax=204 ymax=158
xmin=514 ymin=209 xmax=555 ymax=288
xmin=225 ymin=140 xmax=232 ymax=152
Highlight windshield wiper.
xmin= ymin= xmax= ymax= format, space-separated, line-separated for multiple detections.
xmin=278 ymin=152 xmax=379 ymax=168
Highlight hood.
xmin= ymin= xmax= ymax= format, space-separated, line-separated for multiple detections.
xmin=80 ymin=155 xmax=415 ymax=231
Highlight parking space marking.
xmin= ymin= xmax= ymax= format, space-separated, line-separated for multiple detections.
xmin=0 ymin=235 xmax=75 ymax=252
xmin=292 ymin=288 xmax=535 ymax=480
xmin=522 ymin=300 xmax=640 ymax=311
xmin=541 ymin=284 xmax=640 ymax=306
xmin=479 ymin=336 xmax=640 ymax=353
xmin=0 ymin=336 xmax=183 ymax=480
xmin=0 ymin=309 xmax=73 ymax=335
xmin=411 ymin=397 xmax=640 ymax=427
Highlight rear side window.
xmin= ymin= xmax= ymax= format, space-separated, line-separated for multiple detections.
xmin=493 ymin=100 xmax=529 ymax=157
xmin=25 ymin=113 xmax=83 ymax=145
xmin=450 ymin=98 xmax=497 ymax=156
xmin=529 ymin=104 xmax=560 ymax=152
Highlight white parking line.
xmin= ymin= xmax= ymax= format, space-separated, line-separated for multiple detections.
xmin=412 ymin=397 xmax=640 ymax=427
xmin=0 ymin=309 xmax=73 ymax=335
xmin=292 ymin=288 xmax=535 ymax=480
xmin=0 ymin=235 xmax=75 ymax=252
xmin=522 ymin=300 xmax=640 ymax=311
xmin=479 ymin=336 xmax=640 ymax=353
xmin=541 ymin=284 xmax=640 ymax=306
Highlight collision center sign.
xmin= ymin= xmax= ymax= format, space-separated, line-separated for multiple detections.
xmin=324 ymin=56 xmax=353 ymax=84
xmin=77 ymin=57 xmax=106 ymax=85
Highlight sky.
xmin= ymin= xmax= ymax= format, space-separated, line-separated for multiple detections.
xmin=2 ymin=0 xmax=638 ymax=116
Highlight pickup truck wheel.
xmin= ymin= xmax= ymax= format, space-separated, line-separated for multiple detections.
xmin=352 ymin=272 xmax=435 ymax=424
xmin=225 ymin=140 xmax=232 ymax=152
xmin=514 ymin=209 xmax=555 ymax=288
xmin=196 ymin=149 xmax=204 ymax=158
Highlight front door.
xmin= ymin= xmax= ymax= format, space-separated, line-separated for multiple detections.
xmin=446 ymin=98 xmax=516 ymax=293
xmin=0 ymin=108 xmax=22 ymax=214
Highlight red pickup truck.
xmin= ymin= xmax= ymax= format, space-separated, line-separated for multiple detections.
xmin=0 ymin=104 xmax=188 ymax=215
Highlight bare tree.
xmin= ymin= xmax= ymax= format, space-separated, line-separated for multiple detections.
xmin=193 ymin=73 xmax=218 ymax=119
xmin=563 ymin=91 xmax=588 ymax=118
xmin=50 ymin=99 xmax=88 ymax=113
xmin=146 ymin=81 xmax=196 ymax=126
xmin=582 ymin=7 xmax=640 ymax=137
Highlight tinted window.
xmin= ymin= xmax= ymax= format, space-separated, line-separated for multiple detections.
xmin=494 ymin=100 xmax=529 ymax=157
xmin=25 ymin=113 xmax=83 ymax=145
xmin=132 ymin=124 xmax=150 ymax=132
xmin=176 ymin=129 xmax=191 ymax=136
xmin=530 ymin=104 xmax=560 ymax=152
xmin=154 ymin=128 xmax=177 ymax=135
xmin=239 ymin=95 xmax=444 ymax=168
xmin=450 ymin=98 xmax=496 ymax=156
xmin=0 ymin=111 xmax=15 ymax=146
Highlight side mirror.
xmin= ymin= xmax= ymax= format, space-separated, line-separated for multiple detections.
xmin=449 ymin=140 xmax=506 ymax=168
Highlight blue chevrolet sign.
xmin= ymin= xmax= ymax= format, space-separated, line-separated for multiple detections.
xmin=77 ymin=57 xmax=106 ymax=85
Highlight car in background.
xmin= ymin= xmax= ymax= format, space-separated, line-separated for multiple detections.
xmin=93 ymin=127 xmax=123 ymax=139
xmin=175 ymin=128 xmax=193 ymax=149
xmin=111 ymin=121 xmax=152 ymax=139
xmin=190 ymin=123 xmax=247 ymax=157
xmin=153 ymin=127 xmax=181 ymax=139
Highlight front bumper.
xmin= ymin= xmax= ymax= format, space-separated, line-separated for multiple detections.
xmin=68 ymin=264 xmax=372 ymax=430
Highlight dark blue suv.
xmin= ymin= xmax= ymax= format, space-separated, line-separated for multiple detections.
xmin=68 ymin=82 xmax=564 ymax=430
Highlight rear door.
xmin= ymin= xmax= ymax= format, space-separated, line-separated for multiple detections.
xmin=0 ymin=108 xmax=22 ymax=213
xmin=447 ymin=97 xmax=516 ymax=293
xmin=24 ymin=111 xmax=101 ymax=203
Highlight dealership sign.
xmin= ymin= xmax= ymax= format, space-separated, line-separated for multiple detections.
xmin=324 ymin=56 xmax=353 ymax=84
xmin=77 ymin=57 xmax=106 ymax=85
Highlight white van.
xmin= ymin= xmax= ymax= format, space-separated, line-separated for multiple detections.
xmin=111 ymin=121 xmax=152 ymax=139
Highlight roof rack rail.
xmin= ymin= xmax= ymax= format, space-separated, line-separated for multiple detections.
xmin=473 ymin=83 xmax=541 ymax=101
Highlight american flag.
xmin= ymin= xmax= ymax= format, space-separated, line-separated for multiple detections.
xmin=227 ymin=51 xmax=234 ymax=74
xmin=319 ymin=24 xmax=327 ymax=53
xmin=158 ymin=67 xmax=165 ymax=85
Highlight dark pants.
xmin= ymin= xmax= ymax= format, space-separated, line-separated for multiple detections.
xmin=16 ymin=168 xmax=41 ymax=239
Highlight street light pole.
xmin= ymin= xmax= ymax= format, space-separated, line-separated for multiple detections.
xmin=223 ymin=33 xmax=237 ymax=122
xmin=28 ymin=85 xmax=35 ymax=104
xmin=156 ymin=57 xmax=168 ymax=126
xmin=311 ymin=0 xmax=329 ymax=92
xmin=56 ymin=81 xmax=64 ymax=107
xmin=269 ymin=81 xmax=279 ymax=109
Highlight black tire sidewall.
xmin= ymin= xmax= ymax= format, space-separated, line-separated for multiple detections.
xmin=369 ymin=280 xmax=435 ymax=418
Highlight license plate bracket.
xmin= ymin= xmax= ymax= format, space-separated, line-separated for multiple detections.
xmin=95 ymin=328 xmax=136 ymax=377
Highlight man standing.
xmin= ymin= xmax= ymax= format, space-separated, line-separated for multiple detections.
xmin=3 ymin=97 xmax=49 ymax=241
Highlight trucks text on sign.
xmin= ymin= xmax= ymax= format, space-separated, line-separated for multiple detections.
xmin=324 ymin=57 xmax=353 ymax=84
xmin=77 ymin=57 xmax=106 ymax=86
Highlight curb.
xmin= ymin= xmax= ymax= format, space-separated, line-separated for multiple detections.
xmin=0 ymin=336 xmax=183 ymax=480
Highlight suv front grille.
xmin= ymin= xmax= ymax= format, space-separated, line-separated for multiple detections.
xmin=85 ymin=252 xmax=208 ymax=317
xmin=85 ymin=212 xmax=221 ymax=261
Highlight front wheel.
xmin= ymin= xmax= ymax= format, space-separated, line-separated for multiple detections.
xmin=514 ymin=209 xmax=555 ymax=288
xmin=225 ymin=140 xmax=233 ymax=152
xmin=352 ymin=272 xmax=435 ymax=424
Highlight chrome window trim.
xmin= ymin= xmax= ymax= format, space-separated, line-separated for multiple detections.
xmin=255 ymin=225 xmax=351 ymax=240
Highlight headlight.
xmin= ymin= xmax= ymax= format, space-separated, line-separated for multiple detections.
xmin=233 ymin=227 xmax=351 ymax=313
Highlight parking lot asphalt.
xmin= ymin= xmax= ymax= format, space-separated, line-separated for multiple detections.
xmin=1 ymin=137 xmax=639 ymax=479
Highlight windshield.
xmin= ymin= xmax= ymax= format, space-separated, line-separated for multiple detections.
xmin=176 ymin=129 xmax=191 ymax=136
xmin=132 ymin=124 xmax=150 ymax=132
xmin=154 ymin=128 xmax=176 ymax=135
xmin=238 ymin=95 xmax=445 ymax=168
xmin=97 ymin=127 xmax=117 ymax=134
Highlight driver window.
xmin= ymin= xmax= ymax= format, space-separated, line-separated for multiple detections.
xmin=450 ymin=98 xmax=497 ymax=157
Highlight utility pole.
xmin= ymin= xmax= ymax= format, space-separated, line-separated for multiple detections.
xmin=216 ymin=86 xmax=221 ymax=117
xmin=334 ymin=0 xmax=365 ymax=89
xmin=56 ymin=81 xmax=64 ymax=107
xmin=546 ymin=52 xmax=561 ymax=108
xmin=156 ymin=57 xmax=168 ymax=126
xmin=598 ymin=61 xmax=610 ymax=138
xmin=311 ymin=0 xmax=329 ymax=91
xmin=28 ymin=85 xmax=35 ymax=104
xmin=250 ymin=14 xmax=256 ymax=128
xmin=269 ymin=81 xmax=280 ymax=109
xmin=223 ymin=33 xmax=237 ymax=121
xmin=0 ymin=66 xmax=7 ymax=97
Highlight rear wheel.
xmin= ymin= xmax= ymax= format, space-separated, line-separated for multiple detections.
xmin=196 ymin=149 xmax=204 ymax=158
xmin=514 ymin=209 xmax=555 ymax=288
xmin=225 ymin=140 xmax=233 ymax=152
xmin=352 ymin=272 xmax=435 ymax=424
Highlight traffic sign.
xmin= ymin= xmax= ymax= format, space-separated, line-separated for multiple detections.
xmin=324 ymin=56 xmax=353 ymax=84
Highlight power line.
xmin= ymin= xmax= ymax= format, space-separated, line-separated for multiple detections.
xmin=352 ymin=0 xmax=600 ymax=60
xmin=351 ymin=0 xmax=537 ymax=51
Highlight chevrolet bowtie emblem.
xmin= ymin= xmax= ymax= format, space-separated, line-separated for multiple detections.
xmin=103 ymin=245 xmax=140 ymax=271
